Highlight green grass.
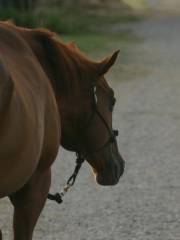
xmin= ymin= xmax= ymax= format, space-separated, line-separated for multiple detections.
xmin=62 ymin=34 xmax=112 ymax=55
xmin=61 ymin=29 xmax=140 ymax=57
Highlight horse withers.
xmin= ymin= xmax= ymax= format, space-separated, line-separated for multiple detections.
xmin=0 ymin=21 xmax=125 ymax=239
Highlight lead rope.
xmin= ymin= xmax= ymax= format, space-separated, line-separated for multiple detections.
xmin=47 ymin=153 xmax=85 ymax=204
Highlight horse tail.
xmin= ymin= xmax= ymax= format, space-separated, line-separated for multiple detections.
xmin=0 ymin=62 xmax=14 ymax=115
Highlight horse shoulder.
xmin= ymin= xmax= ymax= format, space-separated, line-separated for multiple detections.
xmin=0 ymin=25 xmax=60 ymax=196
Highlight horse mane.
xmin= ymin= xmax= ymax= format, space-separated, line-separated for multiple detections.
xmin=1 ymin=21 xmax=101 ymax=97
xmin=29 ymin=28 xmax=98 ymax=97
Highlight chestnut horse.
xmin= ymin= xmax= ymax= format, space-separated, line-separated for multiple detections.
xmin=0 ymin=21 xmax=125 ymax=239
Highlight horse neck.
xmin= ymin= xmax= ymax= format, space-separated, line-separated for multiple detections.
xmin=21 ymin=29 xmax=82 ymax=102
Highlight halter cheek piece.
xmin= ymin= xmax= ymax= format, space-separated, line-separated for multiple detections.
xmin=86 ymin=86 xmax=119 ymax=153
xmin=48 ymin=86 xmax=119 ymax=204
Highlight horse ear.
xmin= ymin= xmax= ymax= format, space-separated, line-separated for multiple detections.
xmin=98 ymin=50 xmax=120 ymax=76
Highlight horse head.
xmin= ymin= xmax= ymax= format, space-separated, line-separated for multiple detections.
xmin=25 ymin=32 xmax=125 ymax=186
xmin=58 ymin=46 xmax=125 ymax=186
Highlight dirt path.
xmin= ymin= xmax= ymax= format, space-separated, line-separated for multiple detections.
xmin=1 ymin=16 xmax=180 ymax=240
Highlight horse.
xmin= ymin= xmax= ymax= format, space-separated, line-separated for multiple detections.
xmin=0 ymin=21 xmax=125 ymax=240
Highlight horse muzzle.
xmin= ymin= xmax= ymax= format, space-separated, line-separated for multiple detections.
xmin=96 ymin=157 xmax=125 ymax=186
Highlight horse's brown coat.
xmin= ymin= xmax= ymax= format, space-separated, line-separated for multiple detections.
xmin=0 ymin=21 xmax=124 ymax=239
xmin=0 ymin=23 xmax=60 ymax=199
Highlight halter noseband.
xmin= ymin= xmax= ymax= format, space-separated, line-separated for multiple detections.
xmin=48 ymin=86 xmax=119 ymax=204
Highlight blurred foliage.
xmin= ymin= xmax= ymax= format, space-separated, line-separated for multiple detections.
xmin=0 ymin=0 xmax=143 ymax=82
xmin=0 ymin=6 xmax=142 ymax=35
xmin=0 ymin=0 xmax=38 ymax=11
xmin=0 ymin=0 xmax=128 ymax=10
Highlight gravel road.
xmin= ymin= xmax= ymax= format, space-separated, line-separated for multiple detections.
xmin=1 ymin=16 xmax=180 ymax=240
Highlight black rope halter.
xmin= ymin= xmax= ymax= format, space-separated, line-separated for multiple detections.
xmin=48 ymin=86 xmax=119 ymax=204
xmin=84 ymin=86 xmax=119 ymax=153
xmin=47 ymin=153 xmax=84 ymax=204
